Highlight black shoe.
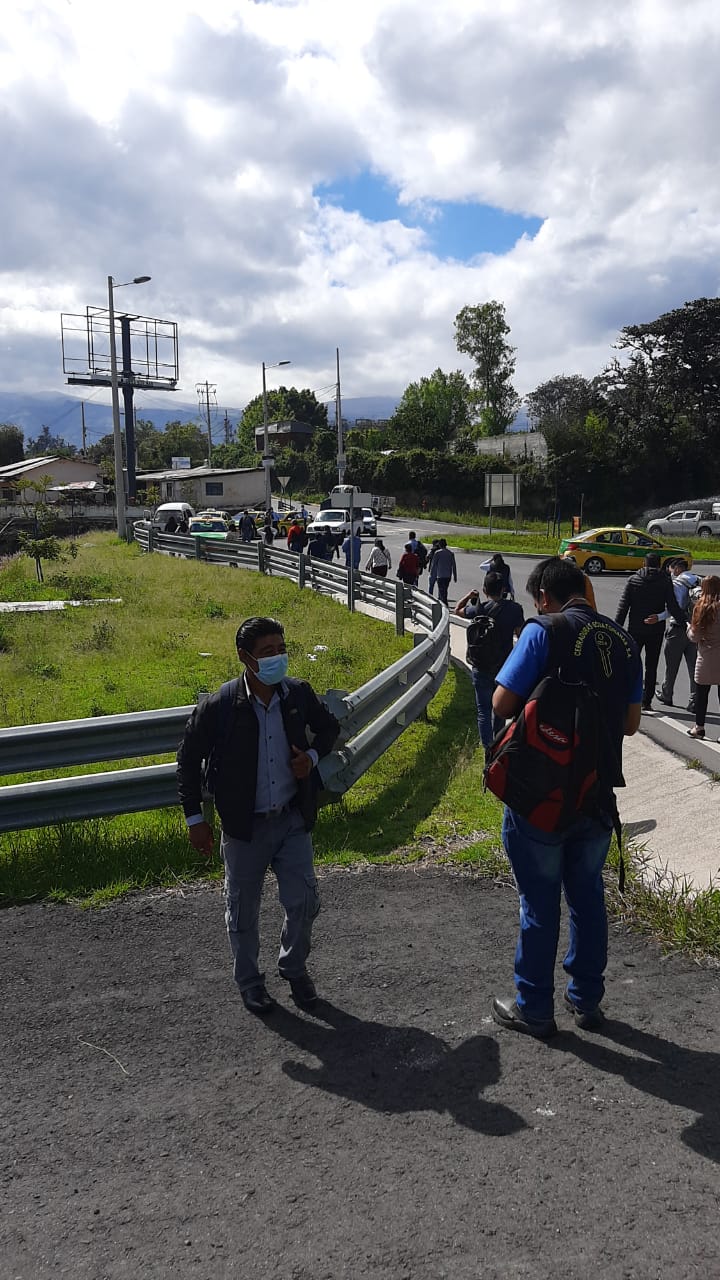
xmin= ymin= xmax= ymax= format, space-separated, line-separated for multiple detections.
xmin=241 ymin=984 xmax=276 ymax=1016
xmin=687 ymin=701 xmax=697 ymax=714
xmin=655 ymin=690 xmax=673 ymax=706
xmin=491 ymin=995 xmax=557 ymax=1039
xmin=641 ymin=702 xmax=653 ymax=712
xmin=285 ymin=971 xmax=318 ymax=1009
xmin=563 ymin=991 xmax=605 ymax=1031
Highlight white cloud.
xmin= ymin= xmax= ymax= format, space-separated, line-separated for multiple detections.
xmin=1 ymin=0 xmax=719 ymax=415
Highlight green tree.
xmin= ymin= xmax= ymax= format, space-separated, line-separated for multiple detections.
xmin=454 ymin=301 xmax=521 ymax=435
xmin=0 ymin=423 xmax=24 ymax=465
xmin=158 ymin=421 xmax=208 ymax=468
xmin=525 ymin=375 xmax=600 ymax=440
xmin=211 ymin=418 xmax=257 ymax=469
xmin=26 ymin=425 xmax=77 ymax=458
xmin=388 ymin=368 xmax=471 ymax=450
xmin=13 ymin=475 xmax=73 ymax=582
xmin=239 ymin=386 xmax=328 ymax=435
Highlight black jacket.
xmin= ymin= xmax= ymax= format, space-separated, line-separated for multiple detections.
xmin=177 ymin=677 xmax=340 ymax=841
xmin=615 ymin=567 xmax=683 ymax=633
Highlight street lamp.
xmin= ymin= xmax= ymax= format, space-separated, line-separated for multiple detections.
xmin=261 ymin=359 xmax=291 ymax=513
xmin=108 ymin=274 xmax=151 ymax=538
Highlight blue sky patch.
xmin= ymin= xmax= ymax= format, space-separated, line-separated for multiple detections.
xmin=317 ymin=171 xmax=542 ymax=260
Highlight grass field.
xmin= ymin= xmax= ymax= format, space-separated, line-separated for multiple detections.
xmin=396 ymin=505 xmax=720 ymax=562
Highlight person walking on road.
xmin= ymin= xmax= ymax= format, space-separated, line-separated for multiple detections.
xmin=323 ymin=526 xmax=340 ymax=561
xmin=615 ymin=552 xmax=683 ymax=710
xmin=177 ymin=616 xmax=340 ymax=1015
xmin=365 ymin=538 xmax=391 ymax=577
xmin=397 ymin=542 xmax=420 ymax=586
xmin=287 ymin=520 xmax=308 ymax=554
xmin=432 ymin=539 xmax=457 ymax=604
xmin=306 ymin=530 xmax=329 ymax=561
xmin=479 ymin=553 xmax=514 ymax=600
xmin=455 ymin=572 xmax=524 ymax=748
xmin=427 ymin=540 xmax=441 ymax=595
xmin=342 ymin=527 xmax=362 ymax=571
xmin=686 ymin=575 xmax=720 ymax=740
xmin=651 ymin=558 xmax=701 ymax=711
xmin=408 ymin=531 xmax=428 ymax=576
xmin=238 ymin=510 xmax=256 ymax=543
xmin=491 ymin=557 xmax=642 ymax=1038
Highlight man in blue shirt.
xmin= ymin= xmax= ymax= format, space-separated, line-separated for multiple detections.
xmin=342 ymin=527 xmax=363 ymax=571
xmin=490 ymin=558 xmax=642 ymax=1039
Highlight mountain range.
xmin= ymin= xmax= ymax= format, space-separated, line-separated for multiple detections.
xmin=0 ymin=392 xmax=402 ymax=449
xmin=0 ymin=390 xmax=528 ymax=450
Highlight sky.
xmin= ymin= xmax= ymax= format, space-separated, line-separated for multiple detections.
xmin=2 ymin=0 xmax=720 ymax=429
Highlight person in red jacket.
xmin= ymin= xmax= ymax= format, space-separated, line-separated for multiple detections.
xmin=397 ymin=542 xmax=420 ymax=586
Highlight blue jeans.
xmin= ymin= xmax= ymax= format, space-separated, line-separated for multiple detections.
xmin=470 ymin=668 xmax=504 ymax=748
xmin=501 ymin=808 xmax=613 ymax=1020
xmin=221 ymin=809 xmax=320 ymax=992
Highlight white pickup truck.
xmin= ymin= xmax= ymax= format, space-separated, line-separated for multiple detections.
xmin=646 ymin=509 xmax=720 ymax=539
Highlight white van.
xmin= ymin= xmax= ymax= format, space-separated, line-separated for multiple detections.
xmin=151 ymin=502 xmax=195 ymax=530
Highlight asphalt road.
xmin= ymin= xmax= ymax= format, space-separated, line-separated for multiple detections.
xmin=3 ymin=869 xmax=720 ymax=1279
xmin=373 ymin=515 xmax=720 ymax=770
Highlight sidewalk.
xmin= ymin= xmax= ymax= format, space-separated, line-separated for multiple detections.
xmin=448 ymin=617 xmax=720 ymax=891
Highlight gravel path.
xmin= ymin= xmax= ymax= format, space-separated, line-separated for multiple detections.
xmin=2 ymin=866 xmax=719 ymax=1279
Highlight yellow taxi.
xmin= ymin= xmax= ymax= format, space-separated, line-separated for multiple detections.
xmin=559 ymin=527 xmax=693 ymax=575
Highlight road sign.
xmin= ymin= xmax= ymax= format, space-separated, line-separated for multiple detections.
xmin=485 ymin=473 xmax=520 ymax=508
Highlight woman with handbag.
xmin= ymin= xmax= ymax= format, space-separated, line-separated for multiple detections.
xmin=365 ymin=538 xmax=391 ymax=577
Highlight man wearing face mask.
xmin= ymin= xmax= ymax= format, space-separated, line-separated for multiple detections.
xmin=177 ymin=616 xmax=340 ymax=1016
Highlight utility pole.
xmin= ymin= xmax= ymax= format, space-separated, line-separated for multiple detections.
xmin=196 ymin=381 xmax=216 ymax=461
xmin=223 ymin=411 xmax=231 ymax=446
xmin=336 ymin=347 xmax=345 ymax=484
xmin=80 ymin=402 xmax=86 ymax=457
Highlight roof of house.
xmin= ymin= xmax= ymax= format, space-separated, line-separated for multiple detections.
xmin=136 ymin=465 xmax=263 ymax=482
xmin=0 ymin=456 xmax=99 ymax=480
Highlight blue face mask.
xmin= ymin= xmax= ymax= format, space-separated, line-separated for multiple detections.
xmin=254 ymin=653 xmax=289 ymax=685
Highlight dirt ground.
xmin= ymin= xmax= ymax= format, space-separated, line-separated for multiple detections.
xmin=2 ymin=864 xmax=720 ymax=1280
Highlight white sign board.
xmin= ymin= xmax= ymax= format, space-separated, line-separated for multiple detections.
xmin=485 ymin=473 xmax=520 ymax=508
xmin=171 ymin=456 xmax=191 ymax=469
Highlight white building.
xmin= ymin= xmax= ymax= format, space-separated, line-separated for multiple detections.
xmin=0 ymin=455 xmax=103 ymax=502
xmin=136 ymin=465 xmax=265 ymax=511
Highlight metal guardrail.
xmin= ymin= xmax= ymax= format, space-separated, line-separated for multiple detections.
xmin=0 ymin=529 xmax=450 ymax=833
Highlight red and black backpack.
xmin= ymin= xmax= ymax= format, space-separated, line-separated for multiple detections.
xmin=483 ymin=613 xmax=624 ymax=879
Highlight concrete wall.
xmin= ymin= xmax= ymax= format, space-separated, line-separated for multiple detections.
xmin=475 ymin=431 xmax=547 ymax=461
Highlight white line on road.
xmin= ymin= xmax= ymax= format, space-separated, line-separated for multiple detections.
xmin=656 ymin=714 xmax=720 ymax=753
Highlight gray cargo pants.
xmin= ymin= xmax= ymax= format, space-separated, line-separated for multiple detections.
xmin=660 ymin=624 xmax=697 ymax=706
xmin=221 ymin=807 xmax=320 ymax=993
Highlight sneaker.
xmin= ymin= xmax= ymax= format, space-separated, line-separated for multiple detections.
xmin=563 ymin=991 xmax=604 ymax=1031
xmin=491 ymin=995 xmax=557 ymax=1039
xmin=654 ymin=691 xmax=673 ymax=706
xmin=687 ymin=725 xmax=705 ymax=739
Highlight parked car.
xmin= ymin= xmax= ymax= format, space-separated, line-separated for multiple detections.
xmin=305 ymin=509 xmax=352 ymax=541
xmin=646 ymin=510 xmax=720 ymax=539
xmin=187 ymin=515 xmax=232 ymax=541
xmin=559 ymin=526 xmax=693 ymax=575
xmin=361 ymin=507 xmax=377 ymax=537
